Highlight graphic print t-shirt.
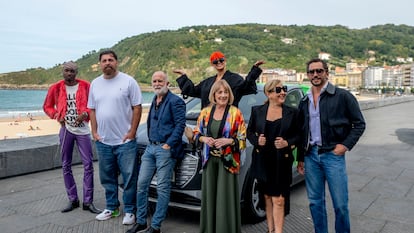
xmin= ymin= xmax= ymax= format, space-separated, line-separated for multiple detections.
xmin=65 ymin=84 xmax=90 ymax=135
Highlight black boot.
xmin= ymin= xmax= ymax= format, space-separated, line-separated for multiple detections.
xmin=61 ymin=200 xmax=80 ymax=213
xmin=82 ymin=203 xmax=101 ymax=214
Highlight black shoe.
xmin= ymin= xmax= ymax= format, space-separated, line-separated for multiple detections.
xmin=82 ymin=203 xmax=101 ymax=214
xmin=145 ymin=227 xmax=161 ymax=233
xmin=126 ymin=223 xmax=147 ymax=233
xmin=61 ymin=200 xmax=80 ymax=213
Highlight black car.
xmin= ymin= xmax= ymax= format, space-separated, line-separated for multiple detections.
xmin=130 ymin=83 xmax=305 ymax=223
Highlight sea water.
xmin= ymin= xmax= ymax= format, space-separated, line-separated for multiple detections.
xmin=0 ymin=89 xmax=154 ymax=119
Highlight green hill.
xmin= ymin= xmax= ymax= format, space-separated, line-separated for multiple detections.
xmin=1 ymin=23 xmax=414 ymax=88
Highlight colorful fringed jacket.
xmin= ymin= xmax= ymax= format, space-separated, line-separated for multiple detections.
xmin=193 ymin=104 xmax=246 ymax=174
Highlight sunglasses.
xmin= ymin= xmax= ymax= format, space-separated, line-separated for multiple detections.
xmin=212 ymin=58 xmax=225 ymax=65
xmin=269 ymin=85 xmax=288 ymax=93
xmin=307 ymin=69 xmax=325 ymax=74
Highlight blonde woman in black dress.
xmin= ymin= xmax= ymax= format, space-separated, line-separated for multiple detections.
xmin=247 ymin=79 xmax=300 ymax=233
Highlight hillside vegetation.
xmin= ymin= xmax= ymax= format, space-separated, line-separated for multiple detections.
xmin=1 ymin=23 xmax=414 ymax=88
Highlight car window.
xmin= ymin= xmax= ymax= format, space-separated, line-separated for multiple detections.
xmin=185 ymin=98 xmax=201 ymax=121
xmin=238 ymin=91 xmax=266 ymax=124
xmin=284 ymin=89 xmax=303 ymax=109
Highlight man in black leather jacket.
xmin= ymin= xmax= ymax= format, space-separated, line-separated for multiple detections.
xmin=297 ymin=58 xmax=365 ymax=233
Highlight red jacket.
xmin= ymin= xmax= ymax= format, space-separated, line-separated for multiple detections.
xmin=43 ymin=79 xmax=90 ymax=122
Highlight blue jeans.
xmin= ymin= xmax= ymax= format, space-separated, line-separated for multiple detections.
xmin=136 ymin=144 xmax=176 ymax=229
xmin=95 ymin=140 xmax=138 ymax=214
xmin=304 ymin=146 xmax=350 ymax=233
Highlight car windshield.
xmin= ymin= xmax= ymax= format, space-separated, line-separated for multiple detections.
xmin=185 ymin=90 xmax=267 ymax=125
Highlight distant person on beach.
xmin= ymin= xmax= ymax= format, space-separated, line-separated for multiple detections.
xmin=126 ymin=71 xmax=185 ymax=233
xmin=173 ymin=50 xmax=265 ymax=109
xmin=43 ymin=61 xmax=100 ymax=214
xmin=88 ymin=50 xmax=143 ymax=225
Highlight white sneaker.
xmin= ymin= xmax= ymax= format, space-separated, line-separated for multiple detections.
xmin=95 ymin=208 xmax=120 ymax=221
xmin=122 ymin=213 xmax=135 ymax=225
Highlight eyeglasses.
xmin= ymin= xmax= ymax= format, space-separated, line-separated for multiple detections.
xmin=268 ymin=86 xmax=288 ymax=93
xmin=212 ymin=58 xmax=225 ymax=65
xmin=307 ymin=69 xmax=325 ymax=74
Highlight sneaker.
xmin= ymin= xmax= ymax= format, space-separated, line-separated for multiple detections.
xmin=122 ymin=213 xmax=135 ymax=225
xmin=95 ymin=208 xmax=120 ymax=221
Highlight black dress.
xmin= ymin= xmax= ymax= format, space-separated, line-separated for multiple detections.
xmin=262 ymin=119 xmax=291 ymax=197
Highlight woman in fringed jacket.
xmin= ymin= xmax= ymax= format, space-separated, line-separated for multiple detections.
xmin=193 ymin=79 xmax=246 ymax=233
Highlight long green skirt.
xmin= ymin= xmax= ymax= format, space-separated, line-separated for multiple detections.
xmin=200 ymin=156 xmax=241 ymax=233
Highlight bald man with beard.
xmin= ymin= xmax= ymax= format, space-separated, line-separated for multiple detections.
xmin=127 ymin=71 xmax=186 ymax=233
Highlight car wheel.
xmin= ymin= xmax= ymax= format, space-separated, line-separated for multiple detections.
xmin=241 ymin=172 xmax=266 ymax=223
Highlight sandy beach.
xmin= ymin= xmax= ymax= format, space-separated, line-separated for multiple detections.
xmin=0 ymin=108 xmax=149 ymax=140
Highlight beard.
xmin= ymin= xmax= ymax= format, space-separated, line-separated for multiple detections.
xmin=103 ymin=66 xmax=115 ymax=76
xmin=310 ymin=76 xmax=327 ymax=87
xmin=154 ymin=86 xmax=169 ymax=96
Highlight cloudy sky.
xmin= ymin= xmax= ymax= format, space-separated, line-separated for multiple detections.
xmin=1 ymin=0 xmax=413 ymax=73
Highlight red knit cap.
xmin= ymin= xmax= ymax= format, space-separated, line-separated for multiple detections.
xmin=210 ymin=51 xmax=225 ymax=63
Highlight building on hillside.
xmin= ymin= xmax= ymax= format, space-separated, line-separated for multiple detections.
xmin=281 ymin=38 xmax=294 ymax=44
xmin=401 ymin=63 xmax=414 ymax=87
xmin=348 ymin=71 xmax=363 ymax=89
xmin=383 ymin=66 xmax=403 ymax=87
xmin=330 ymin=66 xmax=363 ymax=89
xmin=318 ymin=52 xmax=331 ymax=60
xmin=91 ymin=64 xmax=99 ymax=72
xmin=362 ymin=64 xmax=414 ymax=89
xmin=362 ymin=67 xmax=384 ymax=88
xmin=214 ymin=38 xmax=223 ymax=43
xmin=259 ymin=68 xmax=298 ymax=83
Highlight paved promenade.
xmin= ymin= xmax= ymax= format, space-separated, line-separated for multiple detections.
xmin=1 ymin=100 xmax=414 ymax=232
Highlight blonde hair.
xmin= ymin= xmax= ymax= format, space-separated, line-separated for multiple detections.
xmin=264 ymin=79 xmax=283 ymax=104
xmin=208 ymin=79 xmax=234 ymax=105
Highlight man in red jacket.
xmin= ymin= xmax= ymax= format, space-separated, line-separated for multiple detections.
xmin=43 ymin=61 xmax=100 ymax=214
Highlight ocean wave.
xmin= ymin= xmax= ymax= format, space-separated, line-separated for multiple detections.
xmin=0 ymin=109 xmax=46 ymax=119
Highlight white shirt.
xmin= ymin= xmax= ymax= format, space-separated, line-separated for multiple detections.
xmin=88 ymin=72 xmax=142 ymax=145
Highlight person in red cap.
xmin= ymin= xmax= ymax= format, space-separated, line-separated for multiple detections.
xmin=173 ymin=51 xmax=264 ymax=109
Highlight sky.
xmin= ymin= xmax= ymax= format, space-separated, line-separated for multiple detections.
xmin=1 ymin=0 xmax=413 ymax=73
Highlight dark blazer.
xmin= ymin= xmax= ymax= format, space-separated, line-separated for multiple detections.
xmin=147 ymin=91 xmax=186 ymax=159
xmin=247 ymin=103 xmax=300 ymax=158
